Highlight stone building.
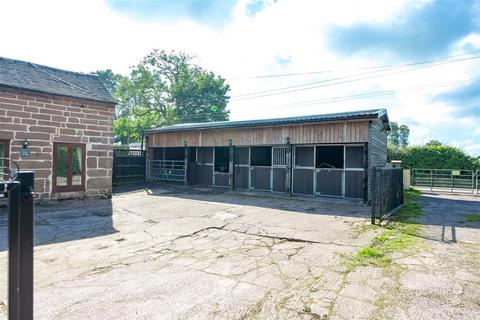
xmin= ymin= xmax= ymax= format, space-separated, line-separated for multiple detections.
xmin=0 ymin=57 xmax=116 ymax=199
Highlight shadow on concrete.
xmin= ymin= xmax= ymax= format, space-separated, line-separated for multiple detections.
xmin=417 ymin=193 xmax=480 ymax=243
xmin=377 ymin=192 xmax=480 ymax=245
xmin=0 ymin=198 xmax=117 ymax=252
xmin=138 ymin=181 xmax=370 ymax=219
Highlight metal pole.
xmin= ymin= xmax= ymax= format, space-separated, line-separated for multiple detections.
xmin=430 ymin=169 xmax=433 ymax=191
xmin=17 ymin=171 xmax=34 ymax=320
xmin=7 ymin=181 xmax=20 ymax=320
xmin=8 ymin=171 xmax=35 ymax=320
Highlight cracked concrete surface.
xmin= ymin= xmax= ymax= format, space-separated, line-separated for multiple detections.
xmin=0 ymin=187 xmax=479 ymax=319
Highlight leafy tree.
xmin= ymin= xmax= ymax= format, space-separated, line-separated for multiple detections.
xmin=125 ymin=49 xmax=230 ymax=124
xmin=93 ymin=69 xmax=125 ymax=96
xmin=425 ymin=140 xmax=442 ymax=146
xmin=388 ymin=122 xmax=410 ymax=147
xmin=94 ymin=50 xmax=230 ymax=144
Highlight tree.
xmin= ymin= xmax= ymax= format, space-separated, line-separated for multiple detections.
xmin=93 ymin=69 xmax=125 ymax=96
xmin=125 ymin=49 xmax=230 ymax=124
xmin=93 ymin=50 xmax=230 ymax=144
xmin=425 ymin=140 xmax=442 ymax=146
xmin=388 ymin=122 xmax=410 ymax=148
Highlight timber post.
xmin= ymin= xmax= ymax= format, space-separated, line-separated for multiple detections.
xmin=228 ymin=139 xmax=234 ymax=191
xmin=285 ymin=137 xmax=292 ymax=196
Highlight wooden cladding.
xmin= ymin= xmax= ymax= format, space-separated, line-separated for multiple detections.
xmin=147 ymin=120 xmax=369 ymax=147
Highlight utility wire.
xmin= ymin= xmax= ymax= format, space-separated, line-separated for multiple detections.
xmin=230 ymin=53 xmax=480 ymax=100
xmin=227 ymin=49 xmax=480 ymax=80
xmin=160 ymin=76 xmax=480 ymax=123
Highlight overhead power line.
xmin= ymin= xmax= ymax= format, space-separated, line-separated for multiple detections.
xmin=230 ymin=51 xmax=480 ymax=101
xmin=228 ymin=49 xmax=480 ymax=80
xmin=147 ymin=76 xmax=479 ymax=124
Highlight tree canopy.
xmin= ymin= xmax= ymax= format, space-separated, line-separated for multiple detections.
xmin=93 ymin=50 xmax=230 ymax=144
xmin=388 ymin=121 xmax=410 ymax=147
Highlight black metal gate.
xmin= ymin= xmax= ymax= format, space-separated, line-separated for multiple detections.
xmin=371 ymin=167 xmax=404 ymax=224
xmin=112 ymin=149 xmax=146 ymax=185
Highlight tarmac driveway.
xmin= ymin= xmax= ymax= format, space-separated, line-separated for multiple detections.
xmin=0 ymin=185 xmax=374 ymax=319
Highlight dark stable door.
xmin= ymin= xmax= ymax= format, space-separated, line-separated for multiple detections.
xmin=53 ymin=143 xmax=85 ymax=192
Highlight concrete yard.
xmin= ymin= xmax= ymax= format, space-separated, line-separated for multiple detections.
xmin=0 ymin=186 xmax=479 ymax=319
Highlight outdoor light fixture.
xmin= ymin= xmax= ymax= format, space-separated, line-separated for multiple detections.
xmin=285 ymin=136 xmax=290 ymax=145
xmin=183 ymin=141 xmax=187 ymax=147
xmin=22 ymin=139 xmax=29 ymax=149
xmin=228 ymin=138 xmax=232 ymax=146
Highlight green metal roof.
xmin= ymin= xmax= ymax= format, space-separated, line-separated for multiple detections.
xmin=145 ymin=109 xmax=390 ymax=134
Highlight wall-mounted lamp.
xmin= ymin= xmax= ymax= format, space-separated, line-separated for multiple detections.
xmin=285 ymin=136 xmax=290 ymax=145
xmin=183 ymin=140 xmax=188 ymax=147
xmin=228 ymin=138 xmax=232 ymax=146
xmin=22 ymin=139 xmax=29 ymax=149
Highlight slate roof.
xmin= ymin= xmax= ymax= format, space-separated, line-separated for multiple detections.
xmin=145 ymin=108 xmax=390 ymax=133
xmin=0 ymin=57 xmax=116 ymax=104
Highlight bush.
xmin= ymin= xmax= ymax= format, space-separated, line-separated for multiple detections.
xmin=388 ymin=145 xmax=479 ymax=170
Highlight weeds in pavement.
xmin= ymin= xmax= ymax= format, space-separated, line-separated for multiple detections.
xmin=346 ymin=189 xmax=423 ymax=269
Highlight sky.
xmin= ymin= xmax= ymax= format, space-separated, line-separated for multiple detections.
xmin=0 ymin=0 xmax=479 ymax=155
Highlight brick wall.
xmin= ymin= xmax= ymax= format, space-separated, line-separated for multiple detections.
xmin=0 ymin=87 xmax=115 ymax=199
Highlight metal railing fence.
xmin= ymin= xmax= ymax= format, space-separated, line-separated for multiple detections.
xmin=411 ymin=168 xmax=478 ymax=194
xmin=149 ymin=160 xmax=186 ymax=182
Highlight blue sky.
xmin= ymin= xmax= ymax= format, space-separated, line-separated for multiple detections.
xmin=0 ymin=0 xmax=479 ymax=155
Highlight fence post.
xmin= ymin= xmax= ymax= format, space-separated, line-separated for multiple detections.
xmin=184 ymin=145 xmax=189 ymax=186
xmin=371 ymin=167 xmax=377 ymax=225
xmin=430 ymin=169 xmax=433 ymax=191
xmin=229 ymin=144 xmax=234 ymax=191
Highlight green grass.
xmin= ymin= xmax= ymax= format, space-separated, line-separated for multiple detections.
xmin=347 ymin=247 xmax=391 ymax=269
xmin=346 ymin=189 xmax=423 ymax=269
xmin=465 ymin=213 xmax=480 ymax=223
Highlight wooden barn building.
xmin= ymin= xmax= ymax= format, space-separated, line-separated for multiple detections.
xmin=144 ymin=109 xmax=390 ymax=201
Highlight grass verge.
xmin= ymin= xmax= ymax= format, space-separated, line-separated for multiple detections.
xmin=346 ymin=189 xmax=423 ymax=269
xmin=465 ymin=213 xmax=480 ymax=223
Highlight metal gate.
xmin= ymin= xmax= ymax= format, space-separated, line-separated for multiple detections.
xmin=371 ymin=167 xmax=404 ymax=224
xmin=148 ymin=160 xmax=186 ymax=182
xmin=112 ymin=149 xmax=146 ymax=185
xmin=411 ymin=168 xmax=479 ymax=195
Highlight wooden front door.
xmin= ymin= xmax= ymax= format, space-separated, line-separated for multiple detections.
xmin=53 ymin=143 xmax=86 ymax=192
